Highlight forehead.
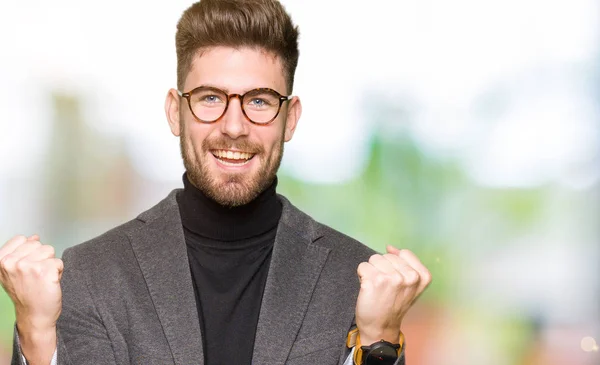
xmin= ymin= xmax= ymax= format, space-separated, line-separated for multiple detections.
xmin=184 ymin=46 xmax=287 ymax=94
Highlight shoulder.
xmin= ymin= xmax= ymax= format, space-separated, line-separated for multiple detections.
xmin=62 ymin=189 xmax=181 ymax=269
xmin=278 ymin=194 xmax=375 ymax=266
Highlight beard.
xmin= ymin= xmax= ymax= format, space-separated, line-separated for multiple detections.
xmin=180 ymin=126 xmax=284 ymax=208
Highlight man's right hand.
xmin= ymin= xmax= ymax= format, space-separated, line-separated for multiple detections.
xmin=0 ymin=235 xmax=63 ymax=365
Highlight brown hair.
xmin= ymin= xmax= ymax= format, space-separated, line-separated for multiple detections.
xmin=175 ymin=0 xmax=300 ymax=94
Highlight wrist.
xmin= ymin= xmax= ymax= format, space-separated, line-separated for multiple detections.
xmin=17 ymin=324 xmax=57 ymax=365
xmin=17 ymin=323 xmax=57 ymax=349
xmin=17 ymin=323 xmax=56 ymax=340
xmin=16 ymin=315 xmax=56 ymax=334
xmin=16 ymin=308 xmax=58 ymax=331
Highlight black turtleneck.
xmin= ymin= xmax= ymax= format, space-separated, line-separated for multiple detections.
xmin=177 ymin=173 xmax=282 ymax=365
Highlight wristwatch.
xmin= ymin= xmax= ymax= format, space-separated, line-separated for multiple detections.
xmin=356 ymin=339 xmax=401 ymax=365
xmin=347 ymin=328 xmax=404 ymax=365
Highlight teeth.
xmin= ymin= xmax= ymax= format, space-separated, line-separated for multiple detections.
xmin=219 ymin=159 xmax=251 ymax=167
xmin=213 ymin=150 xmax=254 ymax=161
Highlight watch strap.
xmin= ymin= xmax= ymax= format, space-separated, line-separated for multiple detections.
xmin=348 ymin=329 xmax=404 ymax=365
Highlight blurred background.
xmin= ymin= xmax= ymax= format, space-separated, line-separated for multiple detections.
xmin=1 ymin=0 xmax=598 ymax=364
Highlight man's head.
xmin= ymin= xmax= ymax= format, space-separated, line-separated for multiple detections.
xmin=165 ymin=0 xmax=302 ymax=207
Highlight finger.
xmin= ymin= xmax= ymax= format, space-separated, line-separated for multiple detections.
xmin=40 ymin=259 xmax=64 ymax=283
xmin=19 ymin=245 xmax=56 ymax=262
xmin=27 ymin=234 xmax=40 ymax=241
xmin=397 ymin=250 xmax=432 ymax=285
xmin=382 ymin=252 xmax=410 ymax=269
xmin=389 ymin=247 xmax=430 ymax=283
xmin=382 ymin=253 xmax=420 ymax=286
xmin=0 ymin=235 xmax=28 ymax=260
xmin=397 ymin=251 xmax=432 ymax=298
xmin=357 ymin=261 xmax=379 ymax=281
xmin=386 ymin=245 xmax=401 ymax=255
xmin=54 ymin=258 xmax=64 ymax=277
xmin=367 ymin=254 xmax=397 ymax=274
xmin=5 ymin=241 xmax=43 ymax=261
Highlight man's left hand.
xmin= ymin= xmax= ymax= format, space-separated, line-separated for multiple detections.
xmin=355 ymin=245 xmax=432 ymax=345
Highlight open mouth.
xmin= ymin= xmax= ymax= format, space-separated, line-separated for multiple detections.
xmin=211 ymin=149 xmax=256 ymax=166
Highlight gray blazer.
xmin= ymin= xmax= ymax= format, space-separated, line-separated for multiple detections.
xmin=12 ymin=190 xmax=406 ymax=365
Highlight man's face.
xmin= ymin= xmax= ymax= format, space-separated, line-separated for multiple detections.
xmin=165 ymin=47 xmax=301 ymax=207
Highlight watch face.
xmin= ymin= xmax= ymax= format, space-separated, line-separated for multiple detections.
xmin=365 ymin=344 xmax=398 ymax=365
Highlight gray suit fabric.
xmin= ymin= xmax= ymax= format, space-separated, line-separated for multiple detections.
xmin=12 ymin=190 xmax=406 ymax=365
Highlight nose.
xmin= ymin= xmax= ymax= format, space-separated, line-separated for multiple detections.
xmin=219 ymin=95 xmax=250 ymax=139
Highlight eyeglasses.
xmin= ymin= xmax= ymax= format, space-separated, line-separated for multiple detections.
xmin=178 ymin=86 xmax=291 ymax=125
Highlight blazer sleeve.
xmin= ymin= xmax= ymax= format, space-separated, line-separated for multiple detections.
xmin=10 ymin=249 xmax=116 ymax=365
xmin=52 ymin=247 xmax=118 ymax=365
xmin=11 ymin=248 xmax=119 ymax=365
xmin=10 ymin=326 xmax=26 ymax=365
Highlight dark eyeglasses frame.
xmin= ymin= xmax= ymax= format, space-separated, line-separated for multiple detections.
xmin=177 ymin=86 xmax=291 ymax=125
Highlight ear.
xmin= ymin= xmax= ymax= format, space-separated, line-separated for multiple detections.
xmin=165 ymin=88 xmax=182 ymax=136
xmin=283 ymin=96 xmax=302 ymax=142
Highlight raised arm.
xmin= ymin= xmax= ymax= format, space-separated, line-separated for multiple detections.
xmin=3 ymin=235 xmax=117 ymax=365
xmin=1 ymin=235 xmax=62 ymax=365
xmin=354 ymin=246 xmax=431 ymax=365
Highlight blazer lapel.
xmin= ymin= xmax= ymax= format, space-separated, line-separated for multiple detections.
xmin=252 ymin=196 xmax=331 ymax=364
xmin=127 ymin=190 xmax=204 ymax=365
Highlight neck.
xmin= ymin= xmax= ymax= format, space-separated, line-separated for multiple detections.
xmin=178 ymin=173 xmax=282 ymax=241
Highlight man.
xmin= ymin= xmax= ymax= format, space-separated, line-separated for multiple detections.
xmin=0 ymin=1 xmax=431 ymax=364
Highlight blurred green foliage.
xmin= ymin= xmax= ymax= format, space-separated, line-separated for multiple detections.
xmin=279 ymin=132 xmax=547 ymax=306
xmin=0 ymin=290 xmax=15 ymax=346
xmin=279 ymin=134 xmax=462 ymax=303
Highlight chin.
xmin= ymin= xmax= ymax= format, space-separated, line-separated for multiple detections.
xmin=211 ymin=183 xmax=258 ymax=207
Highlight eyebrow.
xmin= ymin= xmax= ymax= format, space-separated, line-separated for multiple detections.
xmin=199 ymin=84 xmax=231 ymax=93
xmin=197 ymin=84 xmax=281 ymax=95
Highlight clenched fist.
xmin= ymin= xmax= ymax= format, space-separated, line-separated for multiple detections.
xmin=355 ymin=245 xmax=431 ymax=345
xmin=0 ymin=235 xmax=63 ymax=364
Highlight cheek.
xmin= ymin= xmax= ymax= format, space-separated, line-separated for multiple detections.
xmin=261 ymin=128 xmax=285 ymax=154
xmin=184 ymin=121 xmax=212 ymax=152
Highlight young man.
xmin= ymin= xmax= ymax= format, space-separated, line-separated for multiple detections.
xmin=1 ymin=1 xmax=431 ymax=364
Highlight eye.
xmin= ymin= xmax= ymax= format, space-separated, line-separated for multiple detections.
xmin=249 ymin=98 xmax=270 ymax=107
xmin=202 ymin=94 xmax=222 ymax=103
xmin=192 ymin=88 xmax=227 ymax=105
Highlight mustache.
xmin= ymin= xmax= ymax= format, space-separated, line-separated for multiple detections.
xmin=202 ymin=137 xmax=264 ymax=154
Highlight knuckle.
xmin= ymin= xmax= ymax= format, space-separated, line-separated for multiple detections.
xmin=373 ymin=274 xmax=387 ymax=286
xmin=383 ymin=253 xmax=397 ymax=261
xmin=1 ymin=254 xmax=16 ymax=268
xmin=404 ymin=270 xmax=420 ymax=285
xmin=27 ymin=264 xmax=42 ymax=277
xmin=14 ymin=259 xmax=29 ymax=273
xmin=0 ymin=255 xmax=10 ymax=270
xmin=398 ymin=249 xmax=413 ymax=258
xmin=389 ymin=272 xmax=403 ymax=286
xmin=423 ymin=270 xmax=433 ymax=284
xmin=42 ymin=245 xmax=55 ymax=256
xmin=368 ymin=254 xmax=380 ymax=264
xmin=360 ymin=279 xmax=374 ymax=290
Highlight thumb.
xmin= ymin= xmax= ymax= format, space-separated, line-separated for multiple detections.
xmin=386 ymin=245 xmax=401 ymax=255
xmin=56 ymin=259 xmax=64 ymax=278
